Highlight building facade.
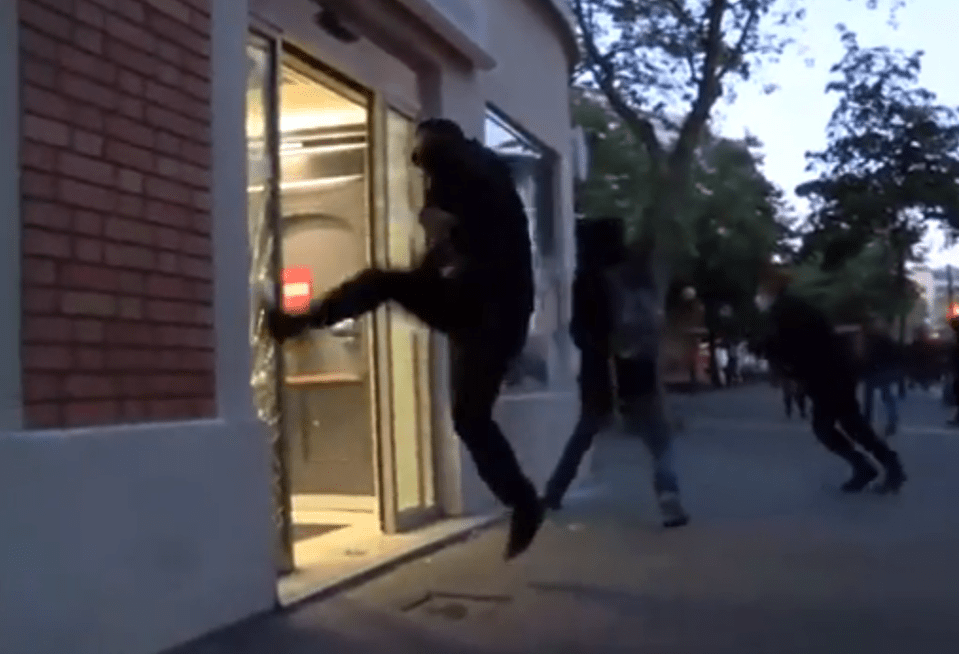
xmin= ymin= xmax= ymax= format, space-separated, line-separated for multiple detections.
xmin=0 ymin=1 xmax=581 ymax=654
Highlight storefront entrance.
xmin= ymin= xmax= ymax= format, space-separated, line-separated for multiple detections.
xmin=245 ymin=34 xmax=440 ymax=593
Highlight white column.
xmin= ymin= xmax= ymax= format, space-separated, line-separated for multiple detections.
xmin=0 ymin=0 xmax=21 ymax=430
xmin=212 ymin=0 xmax=257 ymax=422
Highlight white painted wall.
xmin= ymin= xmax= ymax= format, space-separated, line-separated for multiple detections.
xmin=0 ymin=1 xmax=278 ymax=653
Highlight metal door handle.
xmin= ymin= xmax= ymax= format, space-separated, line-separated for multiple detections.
xmin=329 ymin=318 xmax=360 ymax=339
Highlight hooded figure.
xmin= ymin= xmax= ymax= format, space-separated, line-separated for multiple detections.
xmin=756 ymin=264 xmax=906 ymax=494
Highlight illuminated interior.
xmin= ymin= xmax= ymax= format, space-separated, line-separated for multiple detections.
xmin=247 ymin=43 xmax=440 ymax=600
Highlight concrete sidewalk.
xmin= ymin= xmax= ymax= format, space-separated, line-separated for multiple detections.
xmin=171 ymin=385 xmax=959 ymax=654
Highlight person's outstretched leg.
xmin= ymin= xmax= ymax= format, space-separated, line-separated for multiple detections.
xmin=544 ymin=351 xmax=613 ymax=510
xmin=835 ymin=392 xmax=905 ymax=494
xmin=879 ymin=380 xmax=898 ymax=436
xmin=449 ymin=338 xmax=543 ymax=560
xmin=810 ymin=397 xmax=878 ymax=493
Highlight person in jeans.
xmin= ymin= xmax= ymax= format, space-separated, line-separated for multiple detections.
xmin=862 ymin=317 xmax=900 ymax=436
xmin=543 ymin=218 xmax=688 ymax=528
xmin=948 ymin=308 xmax=959 ymax=426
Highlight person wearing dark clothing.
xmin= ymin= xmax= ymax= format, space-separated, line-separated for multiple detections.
xmin=782 ymin=375 xmax=807 ymax=419
xmin=948 ymin=311 xmax=959 ymax=426
xmin=266 ymin=118 xmax=543 ymax=559
xmin=862 ymin=319 xmax=900 ymax=436
xmin=543 ymin=218 xmax=688 ymax=528
xmin=756 ymin=277 xmax=906 ymax=494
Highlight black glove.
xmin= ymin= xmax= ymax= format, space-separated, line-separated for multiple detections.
xmin=265 ymin=306 xmax=311 ymax=343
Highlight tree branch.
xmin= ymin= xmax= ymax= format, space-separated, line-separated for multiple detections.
xmin=572 ymin=0 xmax=664 ymax=166
xmin=670 ymin=0 xmax=728 ymax=172
xmin=719 ymin=4 xmax=762 ymax=79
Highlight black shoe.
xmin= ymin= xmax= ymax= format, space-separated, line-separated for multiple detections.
xmin=875 ymin=463 xmax=906 ymax=495
xmin=840 ymin=465 xmax=879 ymax=493
xmin=505 ymin=498 xmax=545 ymax=560
xmin=266 ymin=306 xmax=309 ymax=343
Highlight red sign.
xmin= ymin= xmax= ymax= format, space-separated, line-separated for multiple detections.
xmin=281 ymin=266 xmax=312 ymax=314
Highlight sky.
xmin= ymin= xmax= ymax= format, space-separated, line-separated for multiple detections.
xmin=713 ymin=0 xmax=959 ymax=270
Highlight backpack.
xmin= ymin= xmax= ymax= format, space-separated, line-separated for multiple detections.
xmin=604 ymin=262 xmax=660 ymax=360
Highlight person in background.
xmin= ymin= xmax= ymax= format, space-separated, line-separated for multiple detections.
xmin=543 ymin=218 xmax=689 ymax=528
xmin=715 ymin=344 xmax=729 ymax=387
xmin=756 ymin=265 xmax=906 ymax=494
xmin=948 ymin=306 xmax=959 ymax=427
xmin=862 ymin=317 xmax=900 ymax=437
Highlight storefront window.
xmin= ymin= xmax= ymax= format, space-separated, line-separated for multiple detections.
xmin=485 ymin=108 xmax=559 ymax=392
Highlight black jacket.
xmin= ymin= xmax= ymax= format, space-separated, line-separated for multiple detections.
xmin=419 ymin=138 xmax=535 ymax=322
xmin=763 ymin=292 xmax=855 ymax=387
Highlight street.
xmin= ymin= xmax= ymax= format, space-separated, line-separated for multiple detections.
xmin=171 ymin=383 xmax=959 ymax=654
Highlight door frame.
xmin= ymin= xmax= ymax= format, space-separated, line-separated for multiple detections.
xmin=369 ymin=98 xmax=443 ymax=534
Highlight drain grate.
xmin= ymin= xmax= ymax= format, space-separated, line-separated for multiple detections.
xmin=401 ymin=591 xmax=512 ymax=621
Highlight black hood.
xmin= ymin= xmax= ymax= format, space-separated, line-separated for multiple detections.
xmin=575 ymin=217 xmax=626 ymax=270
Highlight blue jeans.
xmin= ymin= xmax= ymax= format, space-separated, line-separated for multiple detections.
xmin=863 ymin=371 xmax=898 ymax=433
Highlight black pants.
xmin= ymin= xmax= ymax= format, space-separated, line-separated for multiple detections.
xmin=783 ymin=381 xmax=806 ymax=418
xmin=315 ymin=266 xmax=538 ymax=510
xmin=807 ymin=376 xmax=899 ymax=473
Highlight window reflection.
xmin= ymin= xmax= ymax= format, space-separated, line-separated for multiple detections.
xmin=484 ymin=109 xmax=558 ymax=392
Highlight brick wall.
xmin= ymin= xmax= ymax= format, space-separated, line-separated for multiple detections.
xmin=19 ymin=0 xmax=216 ymax=428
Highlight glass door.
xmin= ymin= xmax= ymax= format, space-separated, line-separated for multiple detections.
xmin=246 ymin=34 xmax=293 ymax=574
xmin=371 ymin=102 xmax=440 ymax=533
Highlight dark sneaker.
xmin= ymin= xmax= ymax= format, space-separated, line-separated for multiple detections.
xmin=840 ymin=465 xmax=879 ymax=493
xmin=505 ymin=498 xmax=545 ymax=560
xmin=658 ymin=492 xmax=689 ymax=529
xmin=266 ymin=306 xmax=309 ymax=343
xmin=875 ymin=465 xmax=906 ymax=495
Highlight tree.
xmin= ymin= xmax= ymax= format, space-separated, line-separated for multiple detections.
xmin=797 ymin=26 xmax=959 ymax=270
xmin=796 ymin=26 xmax=959 ymax=372
xmin=572 ymin=0 xmax=904 ymax=291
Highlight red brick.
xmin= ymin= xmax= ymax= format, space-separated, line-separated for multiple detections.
xmin=106 ymin=40 xmax=157 ymax=77
xmin=23 ymin=85 xmax=70 ymax=120
xmin=146 ymin=273 xmax=186 ymax=299
xmin=23 ymin=200 xmax=71 ymax=230
xmin=181 ymin=73 xmax=209 ymax=101
xmin=74 ymin=347 xmax=106 ymax=370
xmin=105 ymin=115 xmax=155 ymax=149
xmin=60 ymin=291 xmax=117 ymax=317
xmin=118 ymin=0 xmax=146 ymax=21
xmin=180 ymin=0 xmax=209 ymax=14
xmin=64 ymin=374 xmax=116 ymax=399
xmin=23 ymin=60 xmax=58 ymax=88
xmin=105 ymin=321 xmax=155 ymax=346
xmin=74 ymin=210 xmax=103 ymax=235
xmin=155 ymin=132 xmax=181 ymax=156
xmin=75 ymin=237 xmax=104 ymax=262
xmin=104 ymin=242 xmax=155 ymax=269
xmin=149 ymin=13 xmax=206 ymax=56
xmin=62 ymin=75 xmax=117 ymax=110
xmin=68 ymin=105 xmax=105 ymax=132
xmin=63 ymin=400 xmax=120 ymax=426
xmin=180 ymin=233 xmax=209 ymax=257
xmin=24 ymin=375 xmax=62 ymax=403
xmin=118 ymin=96 xmax=145 ymax=120
xmin=24 ymin=115 xmax=70 ymax=147
xmin=105 ymin=216 xmax=154 ymax=245
xmin=117 ymin=193 xmax=146 ymax=218
xmin=23 ymin=257 xmax=58 ymax=285
xmin=144 ymin=105 xmax=203 ymax=142
xmin=23 ymin=345 xmax=73 ymax=370
xmin=60 ymin=263 xmax=118 ymax=291
xmin=22 ymin=288 xmax=59 ymax=313
xmin=23 ymin=228 xmax=71 ymax=258
xmin=155 ymin=226 xmax=180 ymax=249
xmin=180 ymin=254 xmax=211 ymax=280
xmin=107 ymin=347 xmax=157 ymax=370
xmin=117 ymin=297 xmax=144 ymax=319
xmin=73 ymin=130 xmax=105 ymax=157
xmin=59 ymin=45 xmax=117 ymax=85
xmin=58 ymin=179 xmax=115 ymax=211
xmin=20 ymin=3 xmax=72 ymax=40
xmin=105 ymin=15 xmax=155 ymax=52
xmin=148 ymin=0 xmax=191 ymax=23
xmin=105 ymin=140 xmax=154 ymax=172
xmin=117 ymin=169 xmax=144 ymax=194
xmin=31 ymin=0 xmax=75 ymax=14
xmin=23 ymin=316 xmax=72 ymax=343
xmin=58 ymin=152 xmax=116 ymax=187
xmin=188 ymin=8 xmax=209 ymax=33
xmin=144 ymin=176 xmax=186 ymax=204
xmin=21 ymin=27 xmax=59 ymax=60
xmin=156 ymin=251 xmax=178 ymax=273
xmin=154 ymin=40 xmax=183 ymax=67
xmin=74 ymin=319 xmax=105 ymax=343
xmin=156 ymin=62 xmax=182 ymax=87
xmin=116 ymin=270 xmax=146 ymax=294
xmin=75 ymin=0 xmax=106 ymax=28
xmin=25 ymin=403 xmax=63 ymax=428
xmin=73 ymin=25 xmax=104 ymax=55
xmin=117 ymin=70 xmax=144 ymax=94
xmin=180 ymin=142 xmax=210 ymax=166
xmin=148 ymin=398 xmax=190 ymax=419
xmin=22 ymin=171 xmax=57 ymax=199
xmin=121 ymin=400 xmax=148 ymax=419
xmin=190 ymin=190 xmax=209 ymax=211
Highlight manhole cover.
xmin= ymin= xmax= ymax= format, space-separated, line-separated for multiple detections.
xmin=401 ymin=591 xmax=512 ymax=621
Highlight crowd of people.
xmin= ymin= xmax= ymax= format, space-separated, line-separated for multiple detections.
xmin=263 ymin=116 xmax=959 ymax=562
